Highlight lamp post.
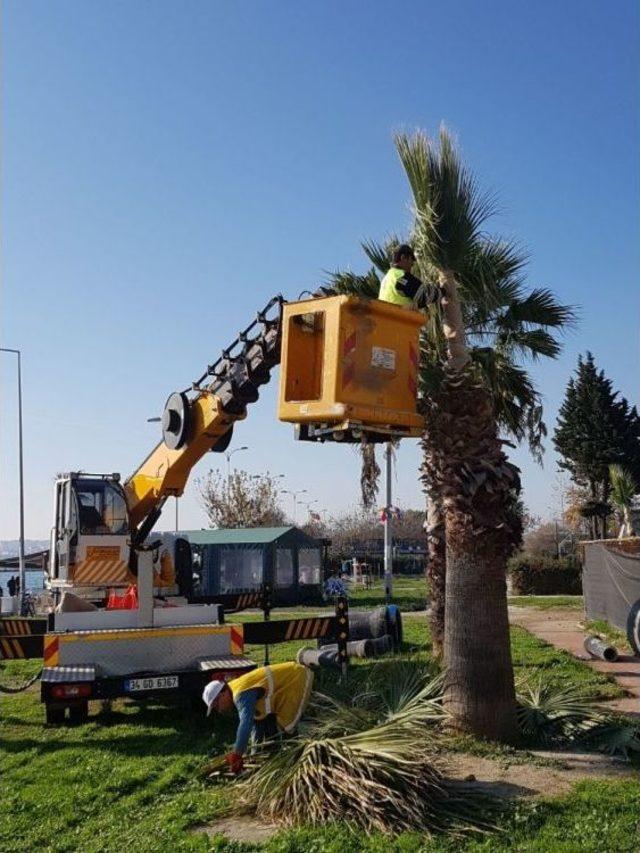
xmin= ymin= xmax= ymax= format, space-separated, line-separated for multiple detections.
xmin=383 ymin=442 xmax=393 ymax=603
xmin=300 ymin=498 xmax=318 ymax=519
xmin=225 ymin=446 xmax=249 ymax=489
xmin=1 ymin=348 xmax=25 ymax=610
xmin=282 ymin=489 xmax=307 ymax=524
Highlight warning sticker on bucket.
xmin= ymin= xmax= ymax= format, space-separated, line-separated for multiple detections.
xmin=371 ymin=347 xmax=396 ymax=370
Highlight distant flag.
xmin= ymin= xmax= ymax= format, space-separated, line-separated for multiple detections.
xmin=379 ymin=506 xmax=401 ymax=523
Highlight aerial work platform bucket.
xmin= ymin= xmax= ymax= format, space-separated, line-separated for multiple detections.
xmin=278 ymin=295 xmax=423 ymax=442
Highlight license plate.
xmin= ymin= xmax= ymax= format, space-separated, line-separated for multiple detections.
xmin=125 ymin=675 xmax=179 ymax=693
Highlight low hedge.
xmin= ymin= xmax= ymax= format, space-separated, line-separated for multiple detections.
xmin=508 ymin=554 xmax=582 ymax=596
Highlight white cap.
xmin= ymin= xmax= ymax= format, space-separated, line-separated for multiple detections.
xmin=202 ymin=679 xmax=226 ymax=715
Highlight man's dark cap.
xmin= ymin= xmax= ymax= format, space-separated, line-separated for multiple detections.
xmin=393 ymin=244 xmax=416 ymax=262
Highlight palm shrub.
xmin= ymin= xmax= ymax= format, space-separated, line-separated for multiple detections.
xmin=516 ymin=681 xmax=605 ymax=743
xmin=516 ymin=679 xmax=640 ymax=760
xmin=609 ymin=464 xmax=637 ymax=537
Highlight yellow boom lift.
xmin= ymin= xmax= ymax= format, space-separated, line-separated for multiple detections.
xmin=39 ymin=294 xmax=422 ymax=723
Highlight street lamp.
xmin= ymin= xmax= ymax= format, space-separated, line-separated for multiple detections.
xmin=383 ymin=442 xmax=393 ymax=603
xmin=250 ymin=473 xmax=285 ymax=480
xmin=225 ymin=446 xmax=249 ymax=487
xmin=1 ymin=348 xmax=25 ymax=610
xmin=282 ymin=489 xmax=307 ymax=524
xmin=300 ymin=498 xmax=318 ymax=518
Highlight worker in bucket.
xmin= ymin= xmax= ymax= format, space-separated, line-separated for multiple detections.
xmin=378 ymin=244 xmax=424 ymax=307
xmin=203 ymin=661 xmax=314 ymax=775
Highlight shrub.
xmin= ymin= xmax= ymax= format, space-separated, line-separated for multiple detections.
xmin=508 ymin=554 xmax=582 ymax=595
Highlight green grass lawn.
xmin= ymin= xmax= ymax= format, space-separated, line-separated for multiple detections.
xmin=0 ymin=605 xmax=630 ymax=852
xmin=349 ymin=574 xmax=428 ymax=610
xmin=508 ymin=595 xmax=584 ymax=610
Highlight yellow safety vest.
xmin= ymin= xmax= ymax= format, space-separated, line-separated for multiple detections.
xmin=378 ymin=267 xmax=413 ymax=307
xmin=228 ymin=661 xmax=314 ymax=733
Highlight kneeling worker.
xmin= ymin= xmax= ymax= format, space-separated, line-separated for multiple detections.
xmin=203 ymin=661 xmax=314 ymax=774
xmin=378 ymin=244 xmax=423 ymax=307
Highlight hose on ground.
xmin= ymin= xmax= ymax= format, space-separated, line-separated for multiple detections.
xmin=0 ymin=669 xmax=42 ymax=693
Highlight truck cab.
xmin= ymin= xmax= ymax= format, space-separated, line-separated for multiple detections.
xmin=49 ymin=473 xmax=131 ymax=597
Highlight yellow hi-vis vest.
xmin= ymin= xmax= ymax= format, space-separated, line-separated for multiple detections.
xmin=378 ymin=267 xmax=413 ymax=307
xmin=228 ymin=661 xmax=314 ymax=733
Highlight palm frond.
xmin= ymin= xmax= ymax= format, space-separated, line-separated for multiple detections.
xmin=360 ymin=237 xmax=396 ymax=274
xmin=395 ymin=127 xmax=500 ymax=273
xmin=234 ymin=667 xmax=494 ymax=836
xmin=498 ymin=287 xmax=577 ymax=330
xmin=577 ymin=719 xmax=640 ymax=759
xmin=516 ymin=681 xmax=605 ymax=743
xmin=497 ymin=328 xmax=562 ymax=361
xmin=458 ymin=237 xmax=528 ymax=310
xmin=359 ymin=443 xmax=381 ymax=508
xmin=470 ymin=347 xmax=546 ymax=461
xmin=609 ymin=464 xmax=636 ymax=510
xmin=324 ymin=267 xmax=380 ymax=298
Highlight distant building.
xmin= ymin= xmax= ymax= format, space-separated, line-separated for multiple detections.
xmin=183 ymin=526 xmax=328 ymax=605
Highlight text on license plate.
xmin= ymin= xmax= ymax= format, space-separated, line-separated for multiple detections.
xmin=125 ymin=676 xmax=179 ymax=692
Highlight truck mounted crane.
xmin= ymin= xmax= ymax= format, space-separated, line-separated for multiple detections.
xmin=37 ymin=293 xmax=423 ymax=723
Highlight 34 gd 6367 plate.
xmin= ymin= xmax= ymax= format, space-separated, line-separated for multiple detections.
xmin=125 ymin=675 xmax=179 ymax=692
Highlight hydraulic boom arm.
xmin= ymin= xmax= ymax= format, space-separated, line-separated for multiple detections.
xmin=124 ymin=296 xmax=283 ymax=533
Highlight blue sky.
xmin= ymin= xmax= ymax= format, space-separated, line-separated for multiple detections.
xmin=1 ymin=0 xmax=638 ymax=539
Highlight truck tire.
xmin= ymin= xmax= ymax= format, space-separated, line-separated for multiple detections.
xmin=626 ymin=599 xmax=640 ymax=657
xmin=68 ymin=701 xmax=89 ymax=724
xmin=46 ymin=705 xmax=66 ymax=725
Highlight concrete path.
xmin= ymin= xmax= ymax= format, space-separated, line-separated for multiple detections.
xmin=509 ymin=606 xmax=640 ymax=715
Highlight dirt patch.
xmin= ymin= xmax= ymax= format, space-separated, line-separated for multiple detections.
xmin=444 ymin=749 xmax=637 ymax=799
xmin=195 ymin=815 xmax=277 ymax=844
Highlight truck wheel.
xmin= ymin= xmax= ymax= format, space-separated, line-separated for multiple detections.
xmin=189 ymin=689 xmax=205 ymax=712
xmin=46 ymin=705 xmax=66 ymax=725
xmin=68 ymin=701 xmax=89 ymax=724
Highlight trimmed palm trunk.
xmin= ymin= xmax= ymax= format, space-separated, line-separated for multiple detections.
xmin=425 ymin=272 xmax=520 ymax=742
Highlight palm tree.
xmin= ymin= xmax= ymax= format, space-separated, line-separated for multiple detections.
xmin=325 ymin=238 xmax=573 ymax=659
xmin=326 ymin=128 xmax=575 ymax=741
xmin=396 ymin=127 xmax=535 ymax=741
xmin=609 ymin=464 xmax=636 ymax=537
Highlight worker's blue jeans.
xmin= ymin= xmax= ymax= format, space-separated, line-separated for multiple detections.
xmin=234 ymin=688 xmax=280 ymax=754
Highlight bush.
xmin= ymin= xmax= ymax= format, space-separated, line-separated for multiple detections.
xmin=508 ymin=554 xmax=582 ymax=595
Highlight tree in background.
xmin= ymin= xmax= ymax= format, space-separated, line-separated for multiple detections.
xmin=198 ymin=470 xmax=286 ymax=528
xmin=553 ymin=352 xmax=640 ymax=538
xmin=326 ymin=508 xmax=380 ymax=556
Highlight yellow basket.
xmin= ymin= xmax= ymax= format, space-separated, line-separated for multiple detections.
xmin=278 ymin=295 xmax=423 ymax=435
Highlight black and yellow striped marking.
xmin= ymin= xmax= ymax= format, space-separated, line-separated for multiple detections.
xmin=284 ymin=618 xmax=330 ymax=641
xmin=245 ymin=616 xmax=334 ymax=645
xmin=0 ymin=635 xmax=44 ymax=660
xmin=0 ymin=617 xmax=46 ymax=637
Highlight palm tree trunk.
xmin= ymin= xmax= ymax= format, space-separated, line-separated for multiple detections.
xmin=438 ymin=270 xmax=470 ymax=371
xmin=424 ymin=487 xmax=446 ymax=658
xmin=424 ymin=271 xmax=520 ymax=743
